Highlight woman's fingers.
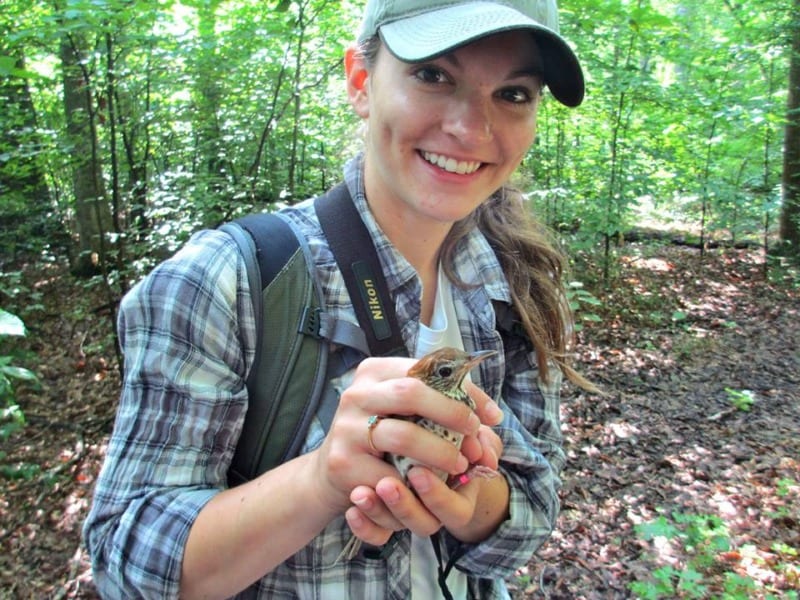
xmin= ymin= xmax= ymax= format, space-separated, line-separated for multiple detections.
xmin=364 ymin=416 xmax=470 ymax=475
xmin=374 ymin=476 xmax=444 ymax=538
xmin=344 ymin=358 xmax=482 ymax=436
xmin=320 ymin=355 xmax=504 ymax=519
xmin=344 ymin=485 xmax=402 ymax=546
xmin=464 ymin=381 xmax=504 ymax=426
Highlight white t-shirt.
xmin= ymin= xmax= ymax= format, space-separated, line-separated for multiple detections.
xmin=410 ymin=266 xmax=468 ymax=599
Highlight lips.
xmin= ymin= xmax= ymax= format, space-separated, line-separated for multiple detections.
xmin=422 ymin=151 xmax=481 ymax=175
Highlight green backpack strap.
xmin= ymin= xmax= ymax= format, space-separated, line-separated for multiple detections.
xmin=221 ymin=212 xmax=332 ymax=485
xmin=221 ymin=182 xmax=402 ymax=486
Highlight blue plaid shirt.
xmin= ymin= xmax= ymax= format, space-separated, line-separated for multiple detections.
xmin=84 ymin=156 xmax=565 ymax=599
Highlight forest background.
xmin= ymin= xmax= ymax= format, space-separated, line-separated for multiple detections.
xmin=1 ymin=0 xmax=799 ymax=598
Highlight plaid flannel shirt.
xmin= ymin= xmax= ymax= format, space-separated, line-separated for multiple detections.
xmin=83 ymin=156 xmax=565 ymax=599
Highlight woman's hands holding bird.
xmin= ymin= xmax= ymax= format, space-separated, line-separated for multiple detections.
xmin=312 ymin=349 xmax=506 ymax=552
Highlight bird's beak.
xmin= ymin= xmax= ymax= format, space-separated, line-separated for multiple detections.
xmin=464 ymin=349 xmax=497 ymax=371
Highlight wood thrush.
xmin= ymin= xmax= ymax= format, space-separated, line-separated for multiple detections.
xmin=339 ymin=347 xmax=498 ymax=561
xmin=389 ymin=347 xmax=497 ymax=484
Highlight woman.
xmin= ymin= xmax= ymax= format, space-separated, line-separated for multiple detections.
xmin=84 ymin=0 xmax=586 ymax=598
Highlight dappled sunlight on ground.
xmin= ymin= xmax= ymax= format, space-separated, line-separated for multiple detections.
xmin=513 ymin=246 xmax=800 ymax=599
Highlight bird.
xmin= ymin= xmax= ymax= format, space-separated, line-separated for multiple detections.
xmin=389 ymin=347 xmax=497 ymax=484
xmin=338 ymin=347 xmax=498 ymax=561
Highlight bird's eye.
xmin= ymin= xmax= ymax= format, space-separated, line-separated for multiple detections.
xmin=437 ymin=366 xmax=453 ymax=378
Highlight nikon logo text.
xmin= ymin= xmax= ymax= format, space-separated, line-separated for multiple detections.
xmin=364 ymin=279 xmax=384 ymax=320
xmin=352 ymin=260 xmax=392 ymax=341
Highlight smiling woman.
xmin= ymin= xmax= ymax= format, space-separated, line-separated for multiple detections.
xmin=83 ymin=1 xmax=590 ymax=599
xmin=347 ymin=29 xmax=548 ymax=325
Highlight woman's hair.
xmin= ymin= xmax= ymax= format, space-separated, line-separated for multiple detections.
xmin=445 ymin=189 xmax=593 ymax=390
xmin=357 ymin=36 xmax=593 ymax=390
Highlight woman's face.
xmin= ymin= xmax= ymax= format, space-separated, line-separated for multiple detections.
xmin=347 ymin=30 xmax=543 ymax=232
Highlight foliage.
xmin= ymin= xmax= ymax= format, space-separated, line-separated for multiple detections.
xmin=0 ymin=0 xmax=796 ymax=361
xmin=725 ymin=387 xmax=756 ymax=412
xmin=631 ymin=506 xmax=799 ymax=599
xmin=566 ymin=281 xmax=603 ymax=331
xmin=0 ymin=309 xmax=39 ymax=479
xmin=631 ymin=512 xmax=748 ymax=599
xmin=531 ymin=0 xmax=792 ymax=271
xmin=0 ymin=0 xmax=794 ymax=277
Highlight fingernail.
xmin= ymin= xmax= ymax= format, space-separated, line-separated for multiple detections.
xmin=456 ymin=454 xmax=469 ymax=473
xmin=353 ymin=496 xmax=373 ymax=511
xmin=348 ymin=509 xmax=364 ymax=527
xmin=382 ymin=485 xmax=401 ymax=505
xmin=485 ymin=401 xmax=503 ymax=423
xmin=408 ymin=469 xmax=431 ymax=493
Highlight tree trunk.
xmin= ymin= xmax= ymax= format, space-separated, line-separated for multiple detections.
xmin=0 ymin=51 xmax=60 ymax=261
xmin=60 ymin=32 xmax=113 ymax=276
xmin=779 ymin=0 xmax=800 ymax=253
xmin=287 ymin=1 xmax=306 ymax=200
xmin=195 ymin=0 xmax=226 ymax=180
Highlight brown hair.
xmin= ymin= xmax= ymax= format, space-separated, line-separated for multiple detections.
xmin=445 ymin=189 xmax=593 ymax=390
xmin=357 ymin=37 xmax=593 ymax=390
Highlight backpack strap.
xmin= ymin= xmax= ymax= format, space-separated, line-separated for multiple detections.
xmin=315 ymin=183 xmax=407 ymax=357
xmin=222 ymin=213 xmax=340 ymax=485
xmin=492 ymin=299 xmax=534 ymax=350
xmin=222 ymin=182 xmax=409 ymax=485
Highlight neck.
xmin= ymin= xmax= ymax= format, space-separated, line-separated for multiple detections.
xmin=368 ymin=201 xmax=444 ymax=325
xmin=362 ymin=166 xmax=450 ymax=276
xmin=371 ymin=210 xmax=444 ymax=324
xmin=371 ymin=202 xmax=448 ymax=271
xmin=361 ymin=157 xmax=454 ymax=324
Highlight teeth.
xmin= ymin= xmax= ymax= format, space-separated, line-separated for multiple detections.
xmin=423 ymin=152 xmax=480 ymax=175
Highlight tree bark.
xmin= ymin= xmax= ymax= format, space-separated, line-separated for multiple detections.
xmin=779 ymin=0 xmax=800 ymax=253
xmin=60 ymin=32 xmax=113 ymax=276
xmin=195 ymin=0 xmax=226 ymax=180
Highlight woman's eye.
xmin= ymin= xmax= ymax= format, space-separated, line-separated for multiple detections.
xmin=414 ymin=66 xmax=448 ymax=84
xmin=500 ymin=87 xmax=533 ymax=104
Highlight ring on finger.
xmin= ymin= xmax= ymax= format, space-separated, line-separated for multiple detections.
xmin=366 ymin=415 xmax=384 ymax=453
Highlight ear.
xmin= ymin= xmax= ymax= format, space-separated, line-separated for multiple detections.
xmin=345 ymin=45 xmax=370 ymax=118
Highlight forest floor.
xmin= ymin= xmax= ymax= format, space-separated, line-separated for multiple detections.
xmin=1 ymin=243 xmax=798 ymax=599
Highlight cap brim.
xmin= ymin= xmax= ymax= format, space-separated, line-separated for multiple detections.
xmin=378 ymin=2 xmax=584 ymax=107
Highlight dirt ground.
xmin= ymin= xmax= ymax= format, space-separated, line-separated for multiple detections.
xmin=1 ymin=245 xmax=798 ymax=598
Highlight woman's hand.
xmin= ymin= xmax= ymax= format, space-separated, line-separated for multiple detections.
xmin=341 ymin=378 xmax=508 ymax=547
xmin=309 ymin=356 xmax=487 ymax=514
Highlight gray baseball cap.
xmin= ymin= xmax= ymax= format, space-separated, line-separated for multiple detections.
xmin=358 ymin=0 xmax=585 ymax=107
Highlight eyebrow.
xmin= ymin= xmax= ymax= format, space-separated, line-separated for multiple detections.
xmin=509 ymin=67 xmax=544 ymax=81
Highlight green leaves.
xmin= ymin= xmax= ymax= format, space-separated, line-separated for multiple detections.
xmin=532 ymin=0 xmax=790 ymax=270
xmin=1 ymin=0 xmax=794 ymax=290
xmin=0 ymin=309 xmax=26 ymax=337
xmin=635 ymin=515 xmax=680 ymax=541
xmin=566 ymin=281 xmax=603 ymax=331
xmin=0 ymin=56 xmax=41 ymax=79
xmin=0 ymin=310 xmax=37 ymax=445
xmin=724 ymin=387 xmax=756 ymax=411
xmin=631 ymin=511 xmax=756 ymax=600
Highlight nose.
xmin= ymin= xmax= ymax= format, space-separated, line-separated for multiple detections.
xmin=443 ymin=92 xmax=493 ymax=144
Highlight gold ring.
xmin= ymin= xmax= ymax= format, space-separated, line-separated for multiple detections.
xmin=366 ymin=415 xmax=384 ymax=453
